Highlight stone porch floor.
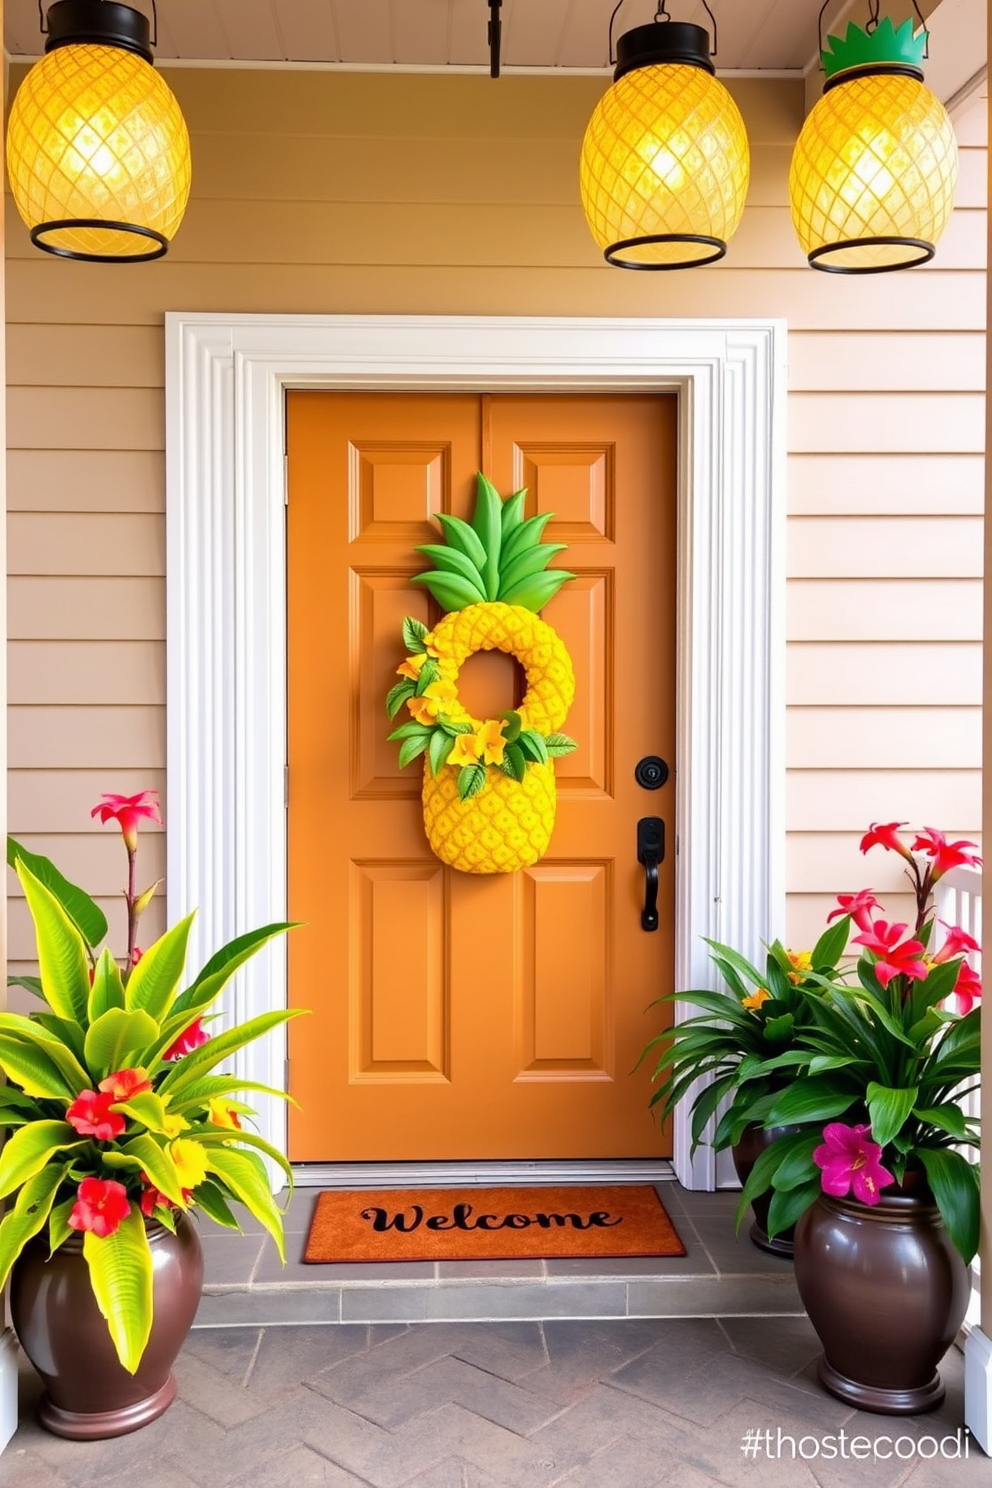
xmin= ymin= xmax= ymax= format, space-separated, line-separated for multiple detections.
xmin=195 ymin=1183 xmax=805 ymax=1327
xmin=0 ymin=1183 xmax=982 ymax=1486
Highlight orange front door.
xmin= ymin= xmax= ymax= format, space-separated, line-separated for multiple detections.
xmin=286 ymin=391 xmax=676 ymax=1160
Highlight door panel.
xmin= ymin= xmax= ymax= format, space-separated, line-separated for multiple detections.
xmin=287 ymin=390 xmax=676 ymax=1160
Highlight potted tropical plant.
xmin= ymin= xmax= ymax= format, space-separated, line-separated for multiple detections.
xmin=639 ymin=923 xmax=850 ymax=1253
xmin=3 ymin=790 xmax=303 ymax=1439
xmin=735 ymin=822 xmax=981 ymax=1413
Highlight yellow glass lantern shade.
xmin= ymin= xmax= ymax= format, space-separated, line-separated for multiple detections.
xmin=6 ymin=40 xmax=192 ymax=262
xmin=580 ymin=61 xmax=750 ymax=269
xmin=790 ymin=71 xmax=958 ymax=273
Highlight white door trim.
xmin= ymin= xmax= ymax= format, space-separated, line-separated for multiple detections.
xmin=164 ymin=313 xmax=787 ymax=1190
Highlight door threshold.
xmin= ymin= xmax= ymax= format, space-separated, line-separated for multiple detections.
xmin=290 ymin=1159 xmax=677 ymax=1189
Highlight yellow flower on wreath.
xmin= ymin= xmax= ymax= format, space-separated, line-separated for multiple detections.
xmin=448 ymin=732 xmax=482 ymax=768
xmin=169 ymin=1137 xmax=210 ymax=1191
xmin=475 ymin=719 xmax=508 ymax=765
xmin=396 ymin=653 xmax=430 ymax=682
xmin=407 ymin=680 xmax=460 ymax=726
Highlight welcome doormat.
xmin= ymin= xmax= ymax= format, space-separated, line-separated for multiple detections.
xmin=303 ymin=1185 xmax=685 ymax=1263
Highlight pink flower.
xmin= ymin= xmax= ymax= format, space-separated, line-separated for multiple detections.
xmin=860 ymin=822 xmax=913 ymax=860
xmin=67 ymin=1178 xmax=131 ymax=1238
xmin=90 ymin=791 xmax=163 ymax=853
xmin=932 ymin=924 xmax=983 ymax=1015
xmin=851 ymin=919 xmax=928 ymax=989
xmin=827 ymin=890 xmax=880 ymax=934
xmin=66 ymin=1090 xmax=126 ymax=1141
xmin=163 ymin=1017 xmax=209 ymax=1062
xmin=97 ymin=1067 xmax=151 ymax=1102
xmin=813 ymin=1123 xmax=895 ymax=1206
xmin=137 ymin=1172 xmax=192 ymax=1217
xmin=911 ymin=828 xmax=982 ymax=880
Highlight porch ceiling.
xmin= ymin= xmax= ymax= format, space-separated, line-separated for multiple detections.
xmin=1 ymin=0 xmax=951 ymax=74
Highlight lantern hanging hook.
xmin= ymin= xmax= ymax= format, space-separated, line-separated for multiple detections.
xmin=818 ymin=0 xmax=927 ymax=63
xmin=609 ymin=0 xmax=718 ymax=67
xmin=38 ymin=0 xmax=158 ymax=46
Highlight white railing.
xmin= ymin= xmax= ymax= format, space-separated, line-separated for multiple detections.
xmin=936 ymin=864 xmax=983 ymax=1148
xmin=936 ymin=865 xmax=983 ymax=1324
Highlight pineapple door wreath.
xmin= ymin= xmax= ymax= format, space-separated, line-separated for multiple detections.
xmin=387 ymin=475 xmax=578 ymax=874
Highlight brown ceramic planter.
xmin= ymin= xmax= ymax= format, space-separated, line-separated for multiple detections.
xmin=793 ymin=1190 xmax=970 ymax=1414
xmin=731 ymin=1123 xmax=799 ymax=1258
xmin=10 ymin=1212 xmax=204 ymax=1440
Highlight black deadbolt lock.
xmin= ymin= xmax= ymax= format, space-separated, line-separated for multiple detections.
xmin=635 ymin=755 xmax=669 ymax=790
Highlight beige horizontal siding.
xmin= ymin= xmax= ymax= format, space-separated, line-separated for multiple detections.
xmin=788 ymin=332 xmax=987 ymax=393
xmin=786 ymin=644 xmax=982 ymax=705
xmin=4 ymin=65 xmax=983 ymax=953
xmin=7 ymin=450 xmax=164 ymax=513
xmin=8 ymin=578 xmax=165 ymax=640
xmin=788 ymin=454 xmax=985 ymax=514
xmin=787 ymin=770 xmax=983 ymax=831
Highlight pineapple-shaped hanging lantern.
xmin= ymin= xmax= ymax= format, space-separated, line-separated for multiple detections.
xmin=387 ymin=475 xmax=578 ymax=873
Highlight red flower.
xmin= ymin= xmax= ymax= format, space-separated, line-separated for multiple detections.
xmin=827 ymin=890 xmax=879 ymax=934
xmin=851 ymin=919 xmax=928 ymax=989
xmin=911 ymin=828 xmax=982 ymax=880
xmin=859 ymin=822 xmax=913 ymax=860
xmin=137 ymin=1172 xmax=192 ymax=1216
xmin=933 ymin=924 xmax=983 ymax=1016
xmin=98 ymin=1067 xmax=151 ymax=1103
xmin=934 ymin=923 xmax=981 ymax=961
xmin=90 ymin=791 xmax=163 ymax=853
xmin=66 ymin=1090 xmax=126 ymax=1141
xmin=67 ymin=1178 xmax=131 ymax=1238
xmin=163 ymin=1017 xmax=210 ymax=1061
xmin=948 ymin=962 xmax=983 ymax=1016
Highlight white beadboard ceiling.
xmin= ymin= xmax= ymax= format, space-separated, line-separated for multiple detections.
xmin=2 ymin=0 xmax=959 ymax=74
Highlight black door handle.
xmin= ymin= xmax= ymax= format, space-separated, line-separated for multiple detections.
xmin=637 ymin=817 xmax=665 ymax=932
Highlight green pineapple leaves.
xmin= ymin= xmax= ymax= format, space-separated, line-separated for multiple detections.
xmin=411 ymin=473 xmax=574 ymax=614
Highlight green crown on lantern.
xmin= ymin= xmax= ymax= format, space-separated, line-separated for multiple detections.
xmin=822 ymin=18 xmax=927 ymax=82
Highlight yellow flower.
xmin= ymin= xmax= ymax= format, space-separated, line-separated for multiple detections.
xmin=169 ymin=1138 xmax=210 ymax=1191
xmin=396 ymin=653 xmax=429 ymax=681
xmin=207 ymin=1097 xmax=242 ymax=1130
xmin=407 ymin=681 xmax=460 ymax=727
xmin=475 ymin=718 xmax=507 ymax=765
xmin=161 ymin=1111 xmax=190 ymax=1138
xmin=742 ymin=987 xmax=771 ymax=1011
xmin=422 ymin=631 xmax=441 ymax=658
xmin=787 ymin=949 xmax=813 ymax=985
xmin=448 ymin=732 xmax=482 ymax=768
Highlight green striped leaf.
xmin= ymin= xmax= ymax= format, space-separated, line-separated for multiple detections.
xmin=0 ymin=1121 xmax=82 ymax=1201
xmin=7 ymin=837 xmax=108 ymax=950
xmin=83 ymin=1008 xmax=160 ymax=1082
xmin=88 ymin=949 xmax=127 ymax=1021
xmin=83 ymin=1206 xmax=154 ymax=1373
xmin=15 ymin=859 xmax=89 ymax=1025
xmin=124 ymin=914 xmax=195 ymax=1022
xmin=203 ymin=1145 xmax=288 ymax=1261
xmin=471 ymin=473 xmax=503 ymax=601
xmin=0 ymin=1165 xmax=66 ymax=1292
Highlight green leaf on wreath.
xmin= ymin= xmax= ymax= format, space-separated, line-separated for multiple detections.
xmin=386 ymin=680 xmax=415 ymax=719
xmin=544 ymin=734 xmax=578 ymax=757
xmin=518 ymin=731 xmax=549 ymax=764
xmin=414 ymin=660 xmax=440 ymax=696
xmin=402 ymin=617 xmax=430 ymax=654
xmin=428 ymin=730 xmax=455 ymax=778
xmin=458 ymin=764 xmax=487 ymax=801
xmin=503 ymin=743 xmax=527 ymax=782
xmin=500 ymin=710 xmax=522 ymax=744
xmin=398 ymin=735 xmax=431 ymax=769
